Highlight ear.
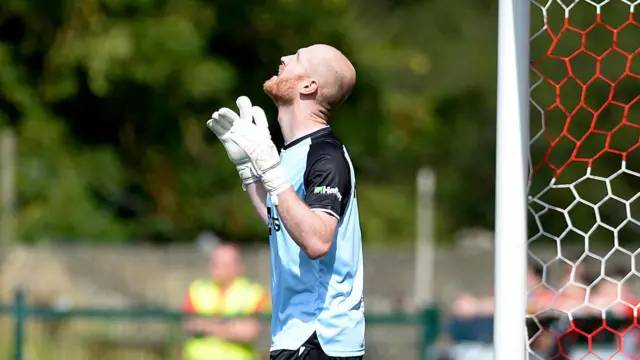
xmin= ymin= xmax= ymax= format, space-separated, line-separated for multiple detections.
xmin=300 ymin=78 xmax=318 ymax=95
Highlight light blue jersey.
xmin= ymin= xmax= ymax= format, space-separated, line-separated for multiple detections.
xmin=266 ymin=127 xmax=365 ymax=357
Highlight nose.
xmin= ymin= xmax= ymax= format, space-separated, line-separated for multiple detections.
xmin=281 ymin=54 xmax=296 ymax=65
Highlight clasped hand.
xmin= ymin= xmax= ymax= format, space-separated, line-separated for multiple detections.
xmin=206 ymin=96 xmax=290 ymax=196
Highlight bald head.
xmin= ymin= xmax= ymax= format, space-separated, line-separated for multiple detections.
xmin=208 ymin=243 xmax=244 ymax=284
xmin=263 ymin=44 xmax=356 ymax=112
xmin=303 ymin=44 xmax=356 ymax=110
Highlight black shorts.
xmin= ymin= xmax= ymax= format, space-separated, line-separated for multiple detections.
xmin=270 ymin=333 xmax=363 ymax=360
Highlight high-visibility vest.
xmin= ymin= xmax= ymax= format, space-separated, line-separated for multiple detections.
xmin=183 ymin=277 xmax=267 ymax=360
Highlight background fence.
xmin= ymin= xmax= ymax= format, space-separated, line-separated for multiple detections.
xmin=2 ymin=242 xmax=638 ymax=359
xmin=0 ymin=289 xmax=440 ymax=360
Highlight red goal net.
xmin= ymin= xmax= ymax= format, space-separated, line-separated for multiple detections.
xmin=527 ymin=0 xmax=639 ymax=358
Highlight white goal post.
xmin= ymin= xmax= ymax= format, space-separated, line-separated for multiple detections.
xmin=494 ymin=0 xmax=530 ymax=358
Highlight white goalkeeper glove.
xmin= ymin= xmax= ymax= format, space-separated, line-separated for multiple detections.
xmin=207 ymin=97 xmax=263 ymax=188
xmin=208 ymin=96 xmax=291 ymax=199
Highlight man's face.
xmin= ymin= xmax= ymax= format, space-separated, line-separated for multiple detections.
xmin=263 ymin=48 xmax=309 ymax=104
xmin=208 ymin=246 xmax=242 ymax=284
xmin=527 ymin=271 xmax=542 ymax=291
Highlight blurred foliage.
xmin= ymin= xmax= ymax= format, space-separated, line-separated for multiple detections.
xmin=0 ymin=0 xmax=637 ymax=244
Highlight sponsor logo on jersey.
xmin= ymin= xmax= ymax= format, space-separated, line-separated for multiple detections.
xmin=313 ymin=186 xmax=343 ymax=201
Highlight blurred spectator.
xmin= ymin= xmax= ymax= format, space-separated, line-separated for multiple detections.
xmin=182 ymin=243 xmax=270 ymax=360
xmin=435 ymin=292 xmax=493 ymax=360
xmin=446 ymin=262 xmax=546 ymax=347
xmin=451 ymin=293 xmax=492 ymax=319
xmin=443 ymin=290 xmax=495 ymax=358
xmin=552 ymin=259 xmax=590 ymax=311
xmin=526 ymin=260 xmax=558 ymax=357
xmin=527 ymin=261 xmax=554 ymax=314
xmin=530 ymin=263 xmax=640 ymax=358
xmin=588 ymin=267 xmax=640 ymax=356
xmin=443 ymin=260 xmax=640 ymax=359
xmin=588 ymin=267 xmax=637 ymax=316
xmin=528 ymin=260 xmax=591 ymax=358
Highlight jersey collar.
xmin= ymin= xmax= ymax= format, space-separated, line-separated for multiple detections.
xmin=282 ymin=126 xmax=332 ymax=151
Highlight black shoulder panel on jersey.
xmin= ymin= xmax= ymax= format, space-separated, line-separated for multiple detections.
xmin=303 ymin=131 xmax=352 ymax=219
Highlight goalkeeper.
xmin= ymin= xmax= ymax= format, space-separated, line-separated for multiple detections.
xmin=207 ymin=44 xmax=364 ymax=360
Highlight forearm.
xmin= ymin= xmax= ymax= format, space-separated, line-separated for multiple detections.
xmin=246 ymin=182 xmax=268 ymax=227
xmin=275 ymin=188 xmax=334 ymax=259
xmin=185 ymin=318 xmax=262 ymax=343
xmin=207 ymin=318 xmax=262 ymax=343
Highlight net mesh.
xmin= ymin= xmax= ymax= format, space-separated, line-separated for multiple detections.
xmin=527 ymin=0 xmax=639 ymax=358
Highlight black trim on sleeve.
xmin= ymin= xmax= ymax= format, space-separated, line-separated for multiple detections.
xmin=303 ymin=132 xmax=352 ymax=219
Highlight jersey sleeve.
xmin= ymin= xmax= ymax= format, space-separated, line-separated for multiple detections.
xmin=303 ymin=141 xmax=352 ymax=219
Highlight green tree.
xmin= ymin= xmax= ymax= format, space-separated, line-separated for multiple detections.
xmin=0 ymin=0 xmax=637 ymax=245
